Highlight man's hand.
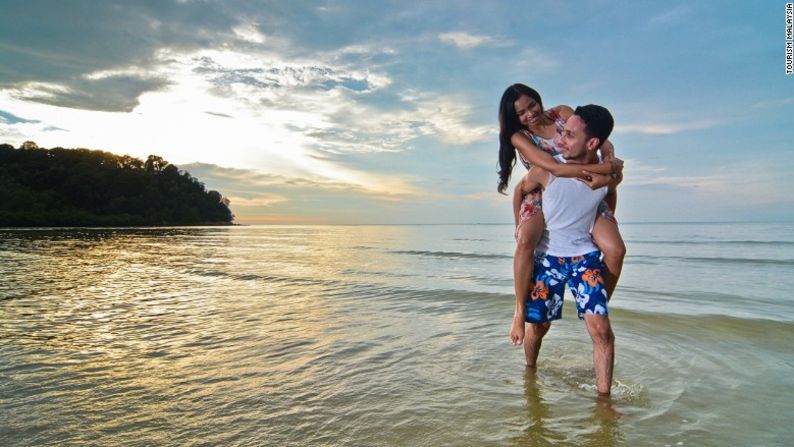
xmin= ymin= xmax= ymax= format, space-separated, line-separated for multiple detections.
xmin=509 ymin=315 xmax=525 ymax=345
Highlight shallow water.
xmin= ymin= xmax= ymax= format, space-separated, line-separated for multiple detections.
xmin=1 ymin=224 xmax=793 ymax=446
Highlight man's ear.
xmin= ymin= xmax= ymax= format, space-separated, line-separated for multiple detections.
xmin=586 ymin=137 xmax=601 ymax=152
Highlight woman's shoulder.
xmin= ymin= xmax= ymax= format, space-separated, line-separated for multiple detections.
xmin=510 ymin=128 xmax=533 ymax=142
xmin=550 ymin=105 xmax=574 ymax=120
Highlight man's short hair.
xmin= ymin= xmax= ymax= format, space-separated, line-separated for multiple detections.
xmin=574 ymin=105 xmax=614 ymax=149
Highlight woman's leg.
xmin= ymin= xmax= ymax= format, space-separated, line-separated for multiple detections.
xmin=510 ymin=200 xmax=544 ymax=345
xmin=592 ymin=214 xmax=626 ymax=300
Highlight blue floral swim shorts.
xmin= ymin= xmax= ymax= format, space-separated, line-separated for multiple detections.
xmin=525 ymin=250 xmax=609 ymax=323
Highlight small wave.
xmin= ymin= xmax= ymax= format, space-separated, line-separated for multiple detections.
xmin=610 ymin=306 xmax=794 ymax=339
xmin=183 ymin=268 xmax=330 ymax=287
xmin=626 ymin=240 xmax=794 ymax=246
xmin=627 ymin=254 xmax=794 ymax=267
xmin=619 ymin=286 xmax=747 ymax=303
xmin=391 ymin=250 xmax=511 ymax=260
xmin=338 ymin=268 xmax=413 ymax=278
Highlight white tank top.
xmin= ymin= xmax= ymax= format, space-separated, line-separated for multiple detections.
xmin=537 ymin=174 xmax=607 ymax=257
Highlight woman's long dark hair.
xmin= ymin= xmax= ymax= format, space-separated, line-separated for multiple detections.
xmin=497 ymin=83 xmax=544 ymax=194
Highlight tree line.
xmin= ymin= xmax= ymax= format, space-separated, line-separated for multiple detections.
xmin=0 ymin=142 xmax=234 ymax=226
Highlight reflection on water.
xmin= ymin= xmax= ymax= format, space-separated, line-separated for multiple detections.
xmin=510 ymin=369 xmax=623 ymax=447
xmin=2 ymin=226 xmax=794 ymax=446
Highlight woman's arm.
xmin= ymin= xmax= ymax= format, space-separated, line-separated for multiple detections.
xmin=510 ymin=131 xmax=617 ymax=177
xmin=600 ymin=139 xmax=615 ymax=161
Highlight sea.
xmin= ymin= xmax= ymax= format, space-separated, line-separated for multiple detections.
xmin=1 ymin=222 xmax=793 ymax=446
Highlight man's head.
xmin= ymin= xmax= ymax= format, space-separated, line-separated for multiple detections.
xmin=556 ymin=104 xmax=614 ymax=162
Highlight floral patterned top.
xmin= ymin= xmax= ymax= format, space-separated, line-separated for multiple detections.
xmin=517 ymin=108 xmax=565 ymax=169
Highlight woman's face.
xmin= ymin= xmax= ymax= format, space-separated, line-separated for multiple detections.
xmin=514 ymin=95 xmax=543 ymax=127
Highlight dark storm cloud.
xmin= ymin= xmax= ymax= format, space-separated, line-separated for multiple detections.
xmin=14 ymin=75 xmax=172 ymax=113
xmin=0 ymin=0 xmax=240 ymax=111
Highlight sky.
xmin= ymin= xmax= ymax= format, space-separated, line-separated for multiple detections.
xmin=1 ymin=0 xmax=792 ymax=224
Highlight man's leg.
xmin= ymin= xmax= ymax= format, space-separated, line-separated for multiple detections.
xmin=523 ymin=322 xmax=551 ymax=368
xmin=584 ymin=314 xmax=615 ymax=396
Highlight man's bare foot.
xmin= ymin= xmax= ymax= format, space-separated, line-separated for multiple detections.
xmin=595 ymin=393 xmax=622 ymax=419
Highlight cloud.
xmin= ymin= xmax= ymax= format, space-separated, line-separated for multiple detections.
xmin=752 ymin=97 xmax=794 ymax=108
xmin=304 ymin=90 xmax=492 ymax=154
xmin=1 ymin=36 xmax=486 ymax=195
xmin=180 ymin=162 xmax=422 ymax=200
xmin=0 ymin=110 xmax=40 ymax=124
xmin=8 ymin=75 xmax=171 ymax=112
xmin=203 ymin=111 xmax=233 ymax=118
xmin=614 ymin=120 xmax=720 ymax=135
xmin=438 ymin=32 xmax=505 ymax=48
xmin=512 ymin=48 xmax=560 ymax=74
xmin=227 ymin=194 xmax=288 ymax=207
xmin=0 ymin=2 xmax=492 ymax=178
xmin=192 ymin=50 xmax=391 ymax=94
xmin=180 ymin=159 xmax=515 ymax=225
xmin=0 ymin=1 xmax=241 ymax=111
xmin=621 ymin=159 xmax=791 ymax=205
xmin=649 ymin=4 xmax=695 ymax=25
xmin=176 ymin=162 xmax=431 ymax=223
xmin=145 ymin=46 xmax=488 ymax=157
xmin=0 ymin=103 xmax=68 ymax=141
xmin=232 ymin=22 xmax=266 ymax=44
xmin=621 ymin=159 xmax=725 ymax=190
xmin=627 ymin=174 xmax=727 ymax=191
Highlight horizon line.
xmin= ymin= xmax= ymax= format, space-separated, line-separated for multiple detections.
xmin=2 ymin=219 xmax=793 ymax=230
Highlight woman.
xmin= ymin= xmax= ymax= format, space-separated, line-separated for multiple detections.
xmin=498 ymin=83 xmax=626 ymax=348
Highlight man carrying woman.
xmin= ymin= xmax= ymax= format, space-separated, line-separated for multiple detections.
xmin=498 ymin=84 xmax=625 ymax=396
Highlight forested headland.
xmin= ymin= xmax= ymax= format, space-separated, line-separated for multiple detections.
xmin=0 ymin=142 xmax=234 ymax=227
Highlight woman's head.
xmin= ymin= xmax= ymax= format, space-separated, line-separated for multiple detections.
xmin=497 ymin=83 xmax=544 ymax=194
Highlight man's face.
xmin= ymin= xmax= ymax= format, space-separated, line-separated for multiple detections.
xmin=514 ymin=95 xmax=543 ymax=127
xmin=556 ymin=115 xmax=591 ymax=161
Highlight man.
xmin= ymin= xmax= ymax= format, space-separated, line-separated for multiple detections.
xmin=512 ymin=104 xmax=617 ymax=396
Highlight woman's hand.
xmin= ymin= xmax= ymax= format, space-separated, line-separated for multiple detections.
xmin=580 ymin=170 xmax=614 ymax=190
xmin=608 ymin=158 xmax=624 ymax=175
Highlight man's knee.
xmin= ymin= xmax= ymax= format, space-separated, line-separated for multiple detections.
xmin=586 ymin=316 xmax=614 ymax=345
xmin=594 ymin=327 xmax=615 ymax=346
xmin=527 ymin=322 xmax=551 ymax=339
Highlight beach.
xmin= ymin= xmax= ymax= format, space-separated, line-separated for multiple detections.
xmin=2 ymin=223 xmax=793 ymax=446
